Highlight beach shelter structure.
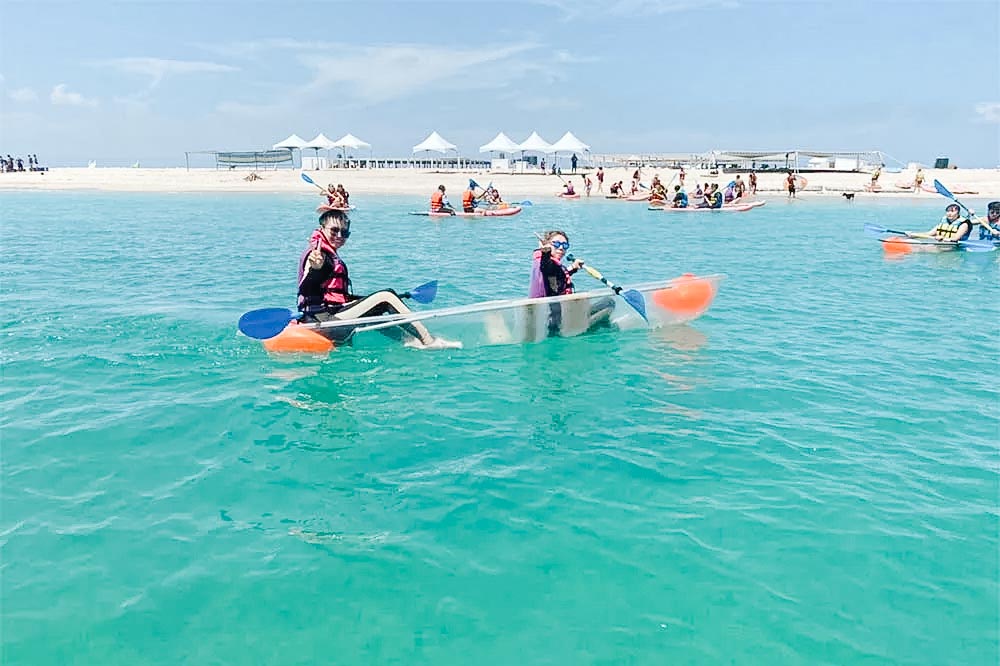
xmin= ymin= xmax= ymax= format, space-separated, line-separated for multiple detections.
xmin=549 ymin=131 xmax=591 ymax=170
xmin=413 ymin=131 xmax=458 ymax=168
xmin=479 ymin=132 xmax=520 ymax=155
xmin=549 ymin=131 xmax=590 ymax=154
xmin=272 ymin=133 xmax=308 ymax=167
xmin=331 ymin=133 xmax=373 ymax=163
xmin=517 ymin=131 xmax=553 ymax=154
xmin=332 ymin=133 xmax=372 ymax=151
xmin=516 ymin=131 xmax=554 ymax=172
xmin=302 ymin=133 xmax=337 ymax=169
xmin=413 ymin=131 xmax=457 ymax=154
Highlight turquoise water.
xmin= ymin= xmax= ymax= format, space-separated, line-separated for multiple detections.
xmin=2 ymin=191 xmax=998 ymax=665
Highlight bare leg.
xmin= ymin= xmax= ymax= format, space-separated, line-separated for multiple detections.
xmin=335 ymin=291 xmax=436 ymax=345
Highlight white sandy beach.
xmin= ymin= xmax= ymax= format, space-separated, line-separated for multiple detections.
xmin=1 ymin=166 xmax=998 ymax=199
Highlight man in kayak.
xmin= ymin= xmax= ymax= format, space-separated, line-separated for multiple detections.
xmin=671 ymin=185 xmax=688 ymax=208
xmin=298 ymin=207 xmax=456 ymax=348
xmin=978 ymin=201 xmax=1000 ymax=240
xmin=562 ymin=180 xmax=576 ymax=196
xmin=461 ymin=182 xmax=478 ymax=213
xmin=915 ymin=204 xmax=972 ymax=241
xmin=430 ymin=185 xmax=455 ymax=215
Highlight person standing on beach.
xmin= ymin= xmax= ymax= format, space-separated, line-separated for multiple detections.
xmin=540 ymin=158 xmax=546 ymax=173
xmin=914 ymin=167 xmax=925 ymax=192
xmin=679 ymin=167 xmax=686 ymax=186
xmin=571 ymin=153 xmax=578 ymax=173
xmin=786 ymin=172 xmax=797 ymax=198
xmin=596 ymin=166 xmax=604 ymax=192
xmin=749 ymin=170 xmax=757 ymax=195
xmin=871 ymin=165 xmax=882 ymax=187
xmin=583 ymin=173 xmax=593 ymax=197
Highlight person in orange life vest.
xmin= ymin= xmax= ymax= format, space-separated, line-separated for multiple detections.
xmin=298 ymin=208 xmax=447 ymax=348
xmin=430 ymin=184 xmax=455 ymax=215
xmin=462 ymin=183 xmax=478 ymax=212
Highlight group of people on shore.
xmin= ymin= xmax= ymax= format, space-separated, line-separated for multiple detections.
xmin=1 ymin=154 xmax=43 ymax=173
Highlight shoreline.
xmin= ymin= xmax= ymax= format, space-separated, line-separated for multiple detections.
xmin=1 ymin=166 xmax=998 ymax=198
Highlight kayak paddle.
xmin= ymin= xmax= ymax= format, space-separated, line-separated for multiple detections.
xmin=933 ymin=179 xmax=977 ymax=218
xmin=300 ymin=172 xmax=325 ymax=191
xmin=958 ymin=239 xmax=999 ymax=253
xmin=238 ymin=280 xmax=439 ymax=340
xmin=566 ymin=254 xmax=647 ymax=322
xmin=864 ymin=223 xmax=914 ymax=237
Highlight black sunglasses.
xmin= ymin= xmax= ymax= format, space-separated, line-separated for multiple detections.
xmin=326 ymin=226 xmax=350 ymax=238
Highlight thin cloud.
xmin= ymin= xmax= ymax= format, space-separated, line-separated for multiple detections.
xmin=9 ymin=87 xmax=38 ymax=103
xmin=50 ymin=84 xmax=98 ymax=107
xmin=93 ymin=57 xmax=238 ymax=90
xmin=974 ymin=102 xmax=1000 ymax=123
xmin=302 ymin=42 xmax=539 ymax=103
xmin=196 ymin=38 xmax=328 ymax=59
xmin=538 ymin=0 xmax=737 ymax=19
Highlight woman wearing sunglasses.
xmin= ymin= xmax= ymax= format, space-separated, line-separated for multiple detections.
xmin=530 ymin=230 xmax=583 ymax=298
xmin=298 ymin=207 xmax=453 ymax=348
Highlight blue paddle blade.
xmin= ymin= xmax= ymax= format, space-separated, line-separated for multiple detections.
xmin=519 ymin=200 xmax=533 ymax=206
xmin=622 ymin=289 xmax=648 ymax=322
xmin=238 ymin=307 xmax=295 ymax=340
xmin=933 ymin=179 xmax=953 ymax=199
xmin=301 ymin=173 xmax=316 ymax=186
xmin=407 ymin=280 xmax=438 ymax=304
xmin=469 ymin=179 xmax=479 ymax=189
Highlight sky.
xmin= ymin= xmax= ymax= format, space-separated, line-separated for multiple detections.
xmin=1 ymin=0 xmax=998 ymax=167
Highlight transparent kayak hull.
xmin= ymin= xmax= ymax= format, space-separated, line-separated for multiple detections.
xmin=263 ymin=274 xmax=724 ymax=352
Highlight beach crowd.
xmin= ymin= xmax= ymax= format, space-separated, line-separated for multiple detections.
xmin=1 ymin=154 xmax=45 ymax=173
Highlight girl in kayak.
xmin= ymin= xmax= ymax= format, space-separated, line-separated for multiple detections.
xmin=562 ymin=180 xmax=576 ymax=196
xmin=298 ymin=208 xmax=454 ymax=348
xmin=529 ymin=231 xmax=612 ymax=336
xmin=915 ymin=204 xmax=972 ymax=241
xmin=530 ymin=230 xmax=583 ymax=298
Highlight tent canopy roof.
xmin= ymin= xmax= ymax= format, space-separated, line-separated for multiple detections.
xmin=413 ymin=131 xmax=457 ymax=154
xmin=272 ymin=133 xmax=308 ymax=149
xmin=332 ymin=133 xmax=371 ymax=150
xmin=479 ymin=131 xmax=520 ymax=153
xmin=549 ymin=131 xmax=590 ymax=154
xmin=303 ymin=133 xmax=336 ymax=150
xmin=517 ymin=131 xmax=553 ymax=153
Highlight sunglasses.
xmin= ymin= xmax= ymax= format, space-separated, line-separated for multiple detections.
xmin=326 ymin=226 xmax=350 ymax=238
xmin=551 ymin=240 xmax=570 ymax=250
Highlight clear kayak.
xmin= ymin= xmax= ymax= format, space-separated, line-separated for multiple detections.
xmin=410 ymin=206 xmax=523 ymax=218
xmin=880 ymin=236 xmax=999 ymax=254
xmin=263 ymin=273 xmax=724 ymax=352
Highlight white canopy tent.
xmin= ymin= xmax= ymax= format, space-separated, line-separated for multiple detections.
xmin=479 ymin=132 xmax=520 ymax=154
xmin=272 ymin=133 xmax=308 ymax=150
xmin=302 ymin=133 xmax=336 ymax=169
xmin=549 ymin=131 xmax=590 ymax=154
xmin=517 ymin=131 xmax=553 ymax=153
xmin=332 ymin=133 xmax=372 ymax=151
xmin=413 ymin=131 xmax=457 ymax=154
xmin=516 ymin=131 xmax=554 ymax=173
xmin=330 ymin=133 xmax=373 ymax=165
xmin=272 ymin=133 xmax=308 ymax=167
xmin=413 ymin=131 xmax=458 ymax=168
xmin=549 ymin=131 xmax=591 ymax=171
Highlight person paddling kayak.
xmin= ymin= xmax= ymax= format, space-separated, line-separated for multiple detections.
xmin=430 ymin=185 xmax=455 ymax=215
xmin=462 ymin=181 xmax=478 ymax=212
xmin=914 ymin=204 xmax=973 ymax=241
xmin=978 ymin=201 xmax=1000 ymax=240
xmin=298 ymin=207 xmax=457 ymax=348
xmin=529 ymin=231 xmax=613 ymax=336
